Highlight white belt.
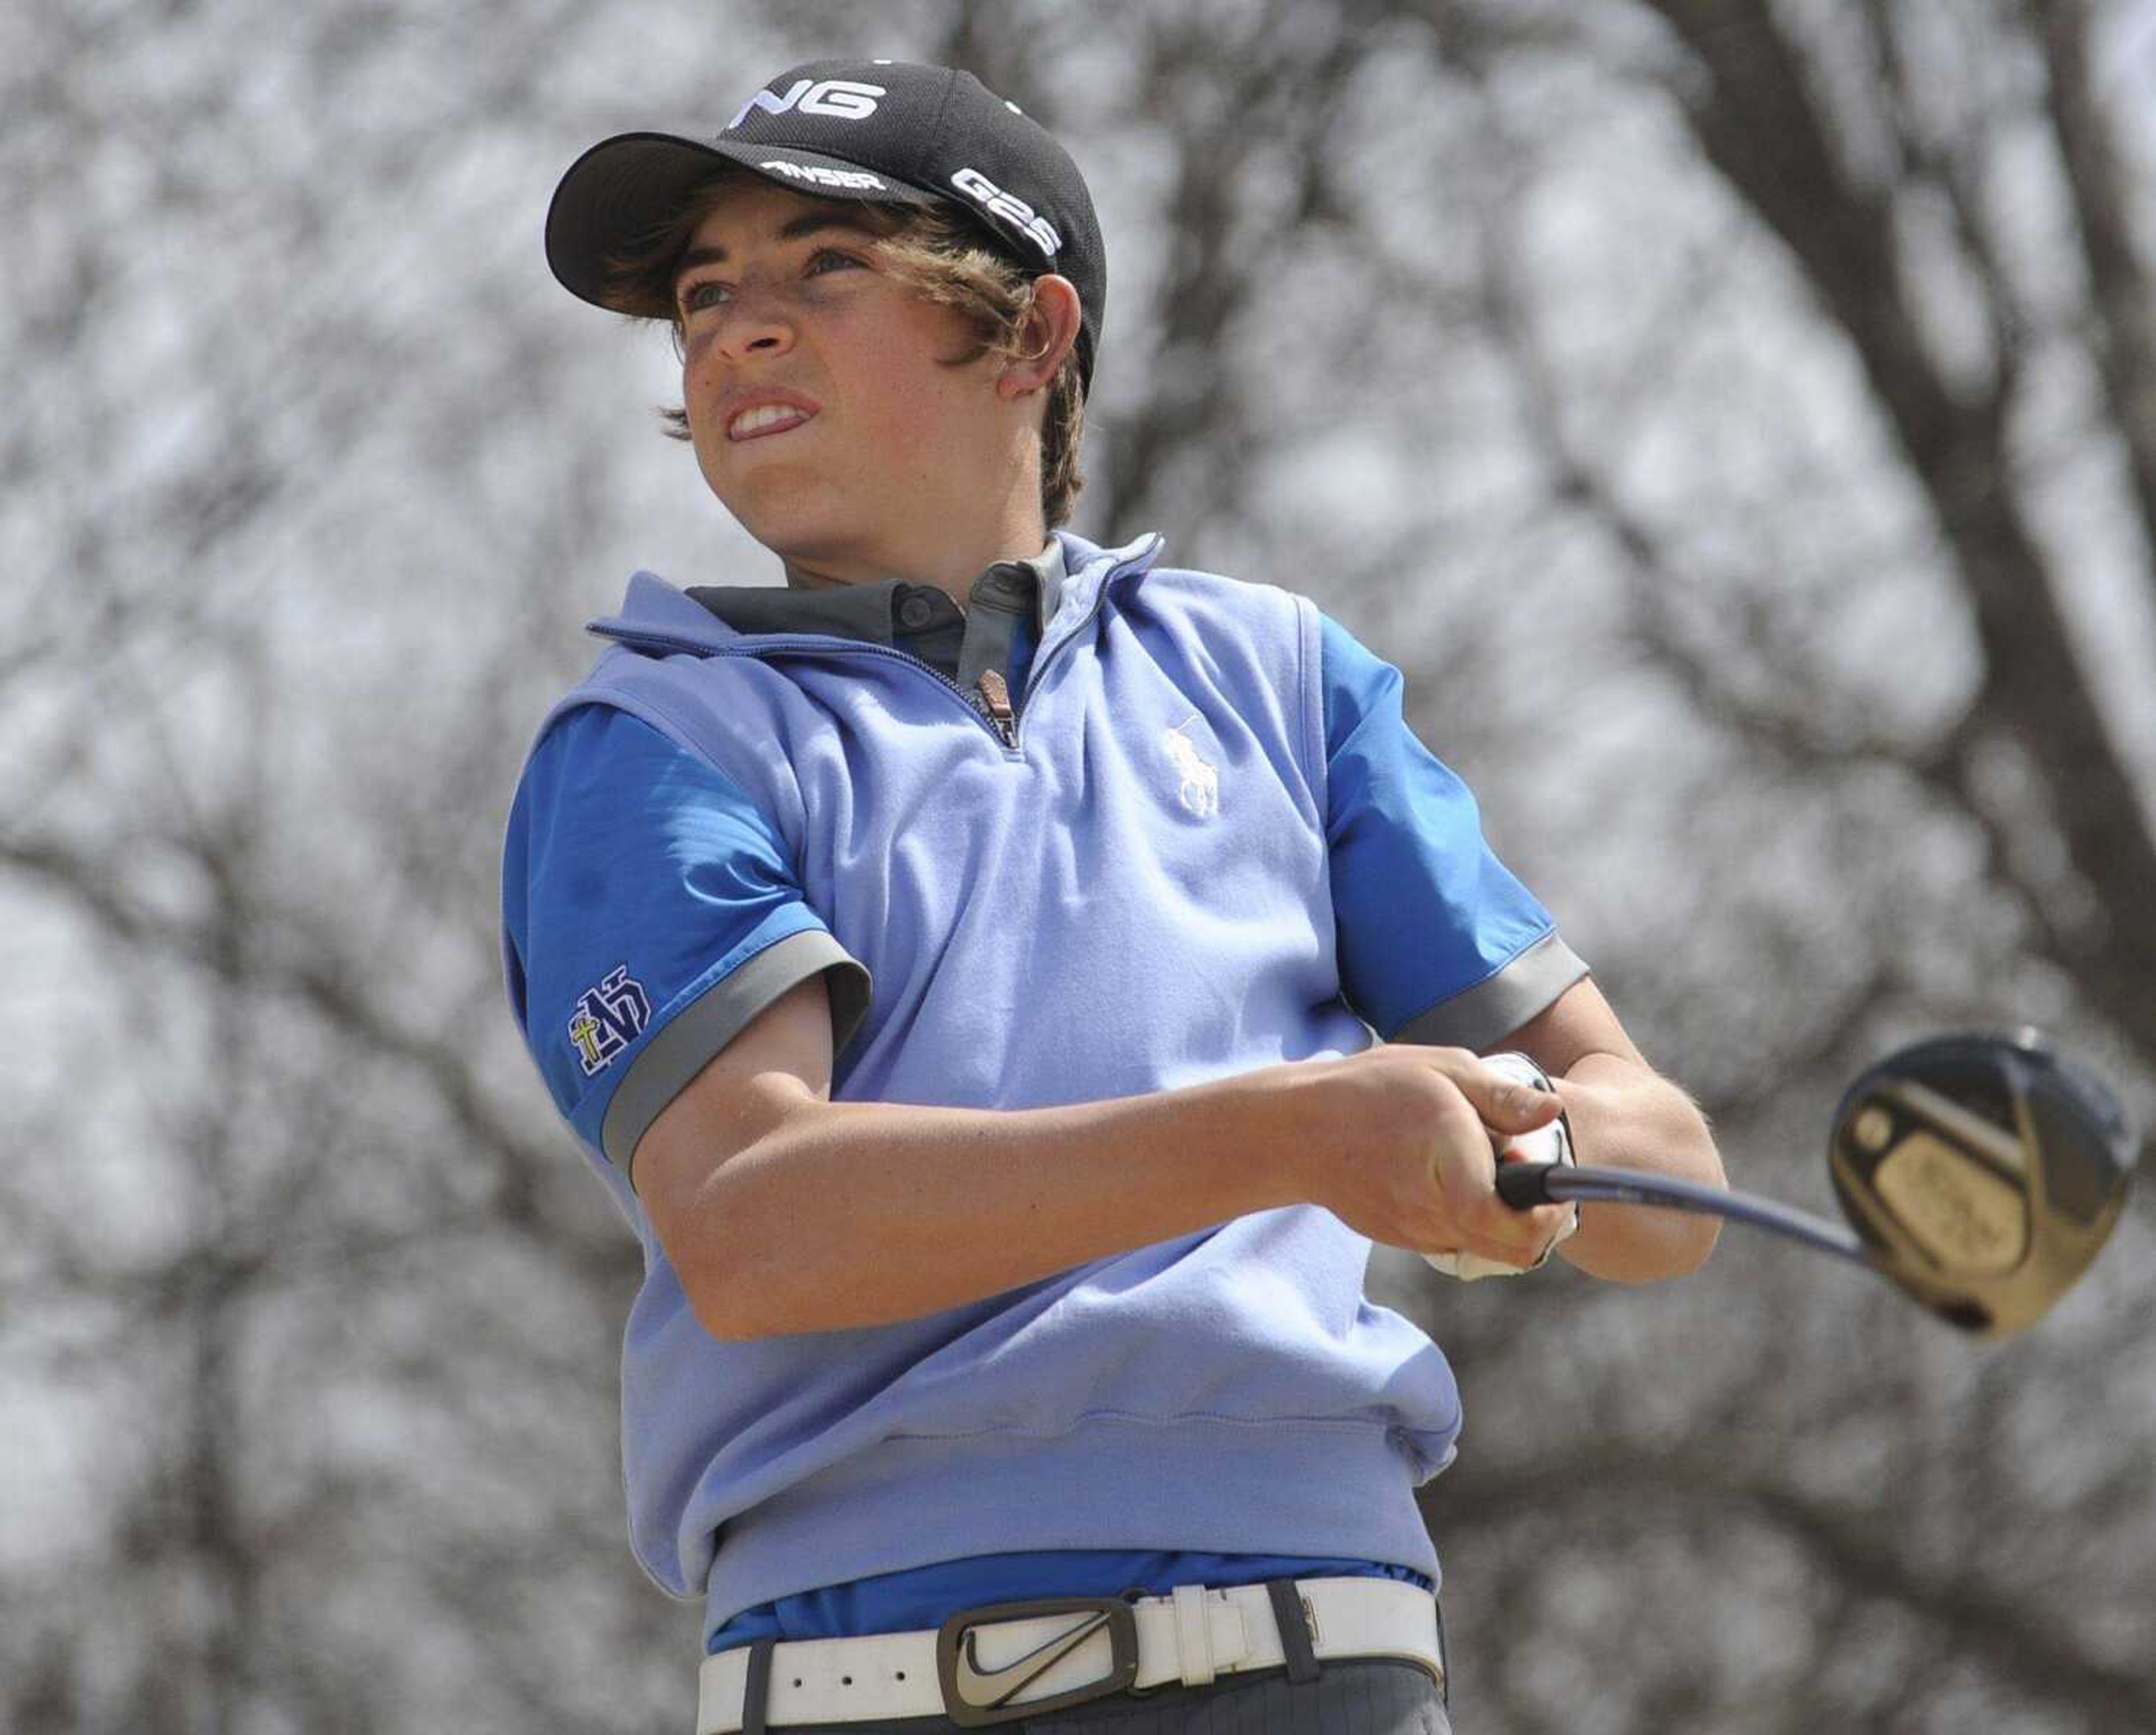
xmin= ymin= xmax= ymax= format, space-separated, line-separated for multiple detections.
xmin=696 ymin=1575 xmax=1442 ymax=1733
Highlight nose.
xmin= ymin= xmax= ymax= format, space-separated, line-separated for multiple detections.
xmin=710 ymin=283 xmax=797 ymax=363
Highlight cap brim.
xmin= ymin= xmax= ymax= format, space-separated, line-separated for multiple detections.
xmin=546 ymin=131 xmax=942 ymax=310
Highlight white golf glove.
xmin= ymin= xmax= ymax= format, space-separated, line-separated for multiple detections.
xmin=1424 ymin=1050 xmax=1578 ymax=1281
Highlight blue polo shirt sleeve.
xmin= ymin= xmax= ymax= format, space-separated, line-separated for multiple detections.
xmin=1319 ymin=612 xmax=1588 ymax=1049
xmin=501 ymin=704 xmax=871 ymax=1178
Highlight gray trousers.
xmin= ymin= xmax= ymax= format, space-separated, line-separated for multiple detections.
xmin=1006 ymin=1658 xmax=1449 ymax=1733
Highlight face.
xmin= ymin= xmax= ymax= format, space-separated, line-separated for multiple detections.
xmin=671 ymin=179 xmax=1021 ymax=580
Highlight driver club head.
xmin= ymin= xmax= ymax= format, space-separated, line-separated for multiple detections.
xmin=1828 ymin=1029 xmax=2137 ymax=1338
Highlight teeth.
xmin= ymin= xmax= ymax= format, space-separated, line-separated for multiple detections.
xmin=729 ymin=403 xmax=808 ymax=438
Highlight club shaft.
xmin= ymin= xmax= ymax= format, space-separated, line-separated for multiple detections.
xmin=1499 ymin=1163 xmax=1872 ymax=1267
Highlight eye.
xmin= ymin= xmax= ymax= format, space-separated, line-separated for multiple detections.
xmin=805 ymin=247 xmax=865 ymax=276
xmin=678 ymin=277 xmax=731 ymax=314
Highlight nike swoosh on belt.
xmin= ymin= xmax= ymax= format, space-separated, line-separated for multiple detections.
xmin=952 ymin=1610 xmax=1114 ymax=1709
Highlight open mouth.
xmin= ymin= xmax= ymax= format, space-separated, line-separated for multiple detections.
xmin=728 ymin=404 xmax=815 ymax=442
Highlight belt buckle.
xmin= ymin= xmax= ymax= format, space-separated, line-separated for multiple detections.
xmin=935 ymin=1595 xmax=1140 ymax=1728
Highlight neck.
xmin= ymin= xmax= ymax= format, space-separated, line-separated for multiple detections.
xmin=779 ymin=499 xmax=1049 ymax=603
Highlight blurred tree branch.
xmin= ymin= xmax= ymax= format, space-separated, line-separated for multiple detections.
xmin=2035 ymin=0 xmax=2156 ymax=573
xmin=1450 ymin=1439 xmax=2156 ymax=1726
xmin=10 ymin=4 xmax=2153 ymax=1732
xmin=1630 ymin=0 xmax=2156 ymax=1069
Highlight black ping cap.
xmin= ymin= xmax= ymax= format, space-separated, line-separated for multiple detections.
xmin=546 ymin=58 xmax=1105 ymax=390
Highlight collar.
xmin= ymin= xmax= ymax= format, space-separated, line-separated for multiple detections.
xmin=584 ymin=532 xmax=1164 ymax=656
xmin=688 ymin=540 xmax=1067 ymax=641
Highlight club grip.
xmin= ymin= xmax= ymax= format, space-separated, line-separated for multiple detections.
xmin=1495 ymin=1160 xmax=1557 ymax=1210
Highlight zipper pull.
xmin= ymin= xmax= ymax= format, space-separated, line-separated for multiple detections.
xmin=976 ymin=669 xmax=1018 ymax=747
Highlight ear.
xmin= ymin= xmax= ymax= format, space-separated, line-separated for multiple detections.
xmin=995 ymin=274 xmax=1082 ymax=400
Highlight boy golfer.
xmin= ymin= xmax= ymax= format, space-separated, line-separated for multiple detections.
xmin=504 ymin=57 xmax=1723 ymax=1734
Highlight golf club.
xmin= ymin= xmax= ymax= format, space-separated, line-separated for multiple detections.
xmin=1496 ymin=1029 xmax=2137 ymax=1338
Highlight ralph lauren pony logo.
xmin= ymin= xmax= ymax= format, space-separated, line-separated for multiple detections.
xmin=1162 ymin=715 xmax=1219 ymax=818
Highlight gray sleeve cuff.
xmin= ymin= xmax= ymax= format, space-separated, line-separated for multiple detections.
xmin=601 ymin=928 xmax=873 ymax=1177
xmin=1388 ymin=931 xmax=1589 ymax=1053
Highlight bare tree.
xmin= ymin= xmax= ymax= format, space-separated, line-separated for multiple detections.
xmin=1396 ymin=3 xmax=2156 ymax=1730
xmin=6 ymin=2 xmax=2149 ymax=1732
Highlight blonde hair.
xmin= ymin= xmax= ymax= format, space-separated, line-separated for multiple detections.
xmin=602 ymin=168 xmax=1086 ymax=528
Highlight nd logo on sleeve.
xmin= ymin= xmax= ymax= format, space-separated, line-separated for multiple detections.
xmin=568 ymin=965 xmax=652 ymax=1076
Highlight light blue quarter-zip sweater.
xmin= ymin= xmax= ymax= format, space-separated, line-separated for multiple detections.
xmin=501 ymin=529 xmax=1584 ymax=1639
